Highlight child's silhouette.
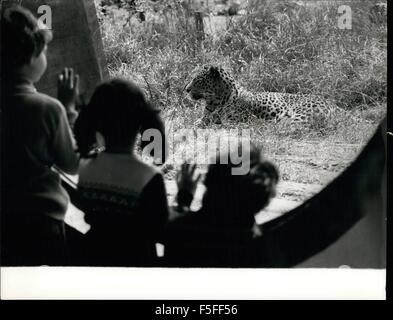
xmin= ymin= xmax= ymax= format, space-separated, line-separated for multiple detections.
xmin=74 ymin=79 xmax=170 ymax=266
xmin=1 ymin=5 xmax=80 ymax=266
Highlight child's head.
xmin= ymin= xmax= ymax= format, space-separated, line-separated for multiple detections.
xmin=203 ymin=144 xmax=279 ymax=227
xmin=1 ymin=5 xmax=52 ymax=82
xmin=75 ymin=78 xmax=158 ymax=155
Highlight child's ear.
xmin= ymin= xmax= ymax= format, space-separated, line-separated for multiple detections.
xmin=209 ymin=66 xmax=220 ymax=79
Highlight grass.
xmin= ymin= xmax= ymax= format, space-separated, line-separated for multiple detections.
xmin=95 ymin=0 xmax=387 ymax=193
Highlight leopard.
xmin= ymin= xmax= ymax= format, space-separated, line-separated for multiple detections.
xmin=184 ymin=65 xmax=339 ymax=126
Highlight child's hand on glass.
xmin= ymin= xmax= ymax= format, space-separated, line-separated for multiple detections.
xmin=175 ymin=163 xmax=202 ymax=212
xmin=58 ymin=68 xmax=79 ymax=109
xmin=57 ymin=67 xmax=80 ymax=125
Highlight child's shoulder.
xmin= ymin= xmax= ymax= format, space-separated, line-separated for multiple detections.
xmin=33 ymin=91 xmax=65 ymax=114
xmin=11 ymin=89 xmax=66 ymax=121
xmin=132 ymin=156 xmax=162 ymax=180
xmin=79 ymin=153 xmax=164 ymax=192
xmin=123 ymin=156 xmax=166 ymax=190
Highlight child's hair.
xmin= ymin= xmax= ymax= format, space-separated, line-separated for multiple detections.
xmin=75 ymin=78 xmax=161 ymax=157
xmin=0 ymin=5 xmax=52 ymax=74
xmin=203 ymin=144 xmax=279 ymax=227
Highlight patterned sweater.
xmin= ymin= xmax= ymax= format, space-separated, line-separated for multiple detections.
xmin=77 ymin=153 xmax=169 ymax=266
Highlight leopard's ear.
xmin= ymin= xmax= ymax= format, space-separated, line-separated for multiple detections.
xmin=209 ymin=66 xmax=220 ymax=78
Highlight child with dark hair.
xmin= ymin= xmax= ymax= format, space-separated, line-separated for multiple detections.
xmin=164 ymin=145 xmax=279 ymax=267
xmin=1 ymin=6 xmax=80 ymax=266
xmin=74 ymin=79 xmax=169 ymax=266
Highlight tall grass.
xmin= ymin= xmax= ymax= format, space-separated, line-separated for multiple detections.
xmin=95 ymin=0 xmax=387 ymax=185
xmin=98 ymin=0 xmax=386 ymax=122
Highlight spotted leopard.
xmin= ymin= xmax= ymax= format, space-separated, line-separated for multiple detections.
xmin=185 ymin=65 xmax=339 ymax=126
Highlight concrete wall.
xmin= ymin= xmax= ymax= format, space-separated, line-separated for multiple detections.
xmin=296 ymin=124 xmax=386 ymax=269
xmin=17 ymin=0 xmax=109 ymax=101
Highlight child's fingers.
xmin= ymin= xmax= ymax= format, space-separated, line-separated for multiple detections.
xmin=61 ymin=68 xmax=68 ymax=84
xmin=188 ymin=164 xmax=195 ymax=176
xmin=65 ymin=68 xmax=70 ymax=87
xmin=181 ymin=163 xmax=188 ymax=174
xmin=58 ymin=67 xmax=67 ymax=83
xmin=58 ymin=73 xmax=64 ymax=85
xmin=69 ymin=68 xmax=74 ymax=89
xmin=190 ymin=164 xmax=196 ymax=176
xmin=195 ymin=173 xmax=202 ymax=184
xmin=178 ymin=164 xmax=187 ymax=180
xmin=74 ymin=74 xmax=80 ymax=91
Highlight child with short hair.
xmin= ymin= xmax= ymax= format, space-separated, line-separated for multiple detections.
xmin=1 ymin=5 xmax=80 ymax=266
xmin=74 ymin=78 xmax=169 ymax=266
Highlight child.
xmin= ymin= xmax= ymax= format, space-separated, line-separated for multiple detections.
xmin=74 ymin=79 xmax=169 ymax=266
xmin=1 ymin=6 xmax=80 ymax=265
xmin=164 ymin=145 xmax=279 ymax=267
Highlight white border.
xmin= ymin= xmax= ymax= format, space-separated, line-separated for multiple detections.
xmin=0 ymin=267 xmax=386 ymax=300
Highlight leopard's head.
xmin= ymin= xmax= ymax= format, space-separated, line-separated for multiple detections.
xmin=185 ymin=65 xmax=237 ymax=108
